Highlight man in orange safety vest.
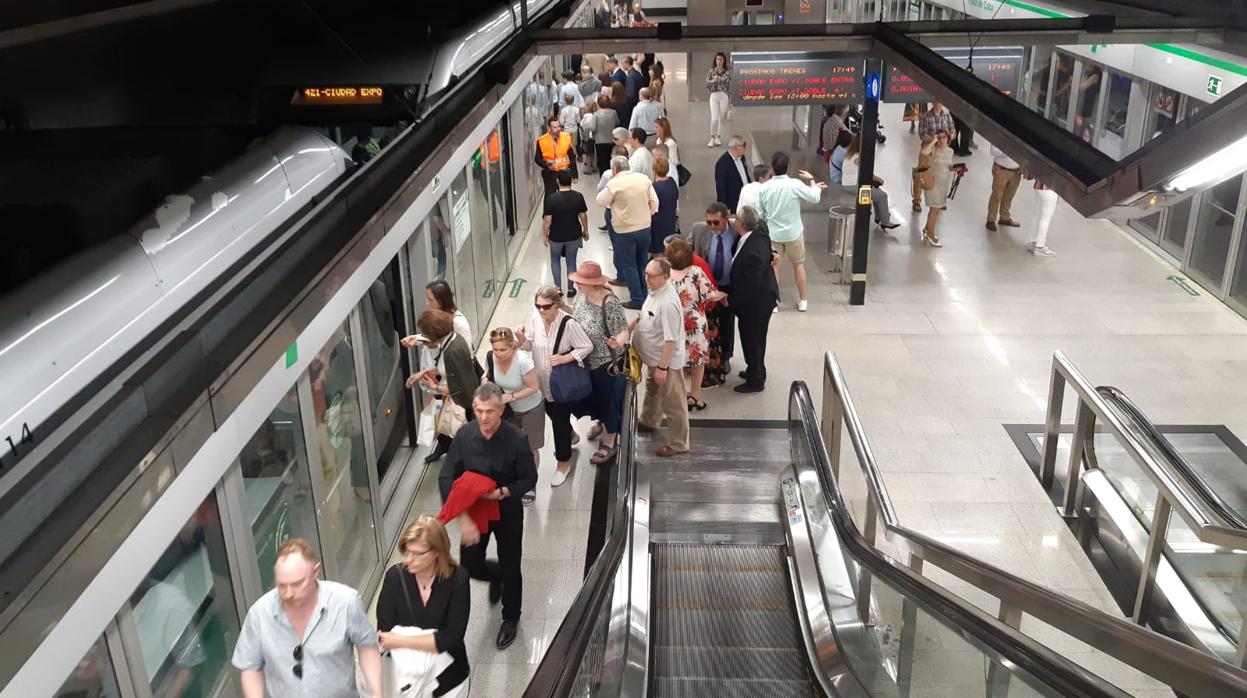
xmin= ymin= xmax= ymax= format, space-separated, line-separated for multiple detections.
xmin=534 ymin=115 xmax=578 ymax=199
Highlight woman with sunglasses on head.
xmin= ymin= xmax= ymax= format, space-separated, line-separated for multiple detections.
xmin=404 ymin=310 xmax=476 ymax=464
xmin=483 ymin=327 xmax=545 ymax=506
xmin=514 ymin=286 xmax=593 ymax=487
xmin=402 ymin=281 xmax=473 ymax=464
xmin=568 ymin=261 xmax=628 ymax=465
xmin=377 ymin=516 xmax=470 ymax=697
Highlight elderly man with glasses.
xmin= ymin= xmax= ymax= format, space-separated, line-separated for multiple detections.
xmin=686 ymin=201 xmax=739 ymax=376
xmin=233 ymin=539 xmax=382 ymax=698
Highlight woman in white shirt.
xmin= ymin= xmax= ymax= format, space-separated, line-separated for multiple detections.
xmin=401 ymin=280 xmax=472 ymax=464
xmin=484 ymin=327 xmax=545 ymax=506
xmin=515 ymin=286 xmax=593 ymax=486
xmin=654 ymin=117 xmax=680 ymax=174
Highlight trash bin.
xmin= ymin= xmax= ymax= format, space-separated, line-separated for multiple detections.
xmin=826 ymin=206 xmax=855 ymax=283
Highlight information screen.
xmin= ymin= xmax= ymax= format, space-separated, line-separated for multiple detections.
xmin=731 ymin=52 xmax=864 ymax=106
xmin=882 ymin=47 xmax=1023 ymax=103
xmin=291 ymin=86 xmax=385 ymax=106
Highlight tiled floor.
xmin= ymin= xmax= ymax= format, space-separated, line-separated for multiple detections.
xmin=374 ymin=49 xmax=1247 ymax=695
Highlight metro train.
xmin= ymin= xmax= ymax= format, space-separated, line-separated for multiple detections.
xmin=0 ymin=0 xmax=563 ymax=475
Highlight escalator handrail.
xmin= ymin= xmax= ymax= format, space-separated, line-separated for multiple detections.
xmin=791 ymin=382 xmax=1130 ymax=698
xmin=1047 ymin=351 xmax=1247 ymax=550
xmin=822 ymin=352 xmax=1247 ymax=697
xmin=1096 ymin=385 xmax=1247 ymax=531
xmin=523 ymin=381 xmax=636 ymax=698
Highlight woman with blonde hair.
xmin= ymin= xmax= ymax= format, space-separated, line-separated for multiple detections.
xmin=377 ymin=515 xmax=470 ymax=697
xmin=483 ymin=327 xmax=545 ymax=505
xmin=515 ymin=286 xmax=593 ymax=486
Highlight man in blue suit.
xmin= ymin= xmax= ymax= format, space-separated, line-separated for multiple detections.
xmin=714 ymin=135 xmax=751 ymax=213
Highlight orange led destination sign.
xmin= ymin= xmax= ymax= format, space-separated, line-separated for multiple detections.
xmin=882 ymin=47 xmax=1023 ymax=103
xmin=731 ymin=52 xmax=864 ymax=106
xmin=292 ymin=86 xmax=385 ymax=105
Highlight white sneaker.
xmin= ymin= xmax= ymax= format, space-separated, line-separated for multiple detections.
xmin=551 ymin=467 xmax=569 ymax=487
xmin=1025 ymin=242 xmax=1036 ymax=252
xmin=1032 ymin=246 xmax=1056 ymax=257
xmin=707 ymin=138 xmax=716 ymax=148
xmin=797 ymin=299 xmax=808 ymax=312
xmin=772 ymin=305 xmax=779 ymax=314
xmin=715 ymin=136 xmax=723 ymax=146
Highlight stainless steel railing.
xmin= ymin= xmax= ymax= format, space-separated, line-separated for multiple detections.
xmin=821 ymin=351 xmax=1247 ymax=696
xmin=1041 ymin=350 xmax=1247 ymax=662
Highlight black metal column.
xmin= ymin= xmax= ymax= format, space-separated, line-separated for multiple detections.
xmin=850 ymin=58 xmax=883 ymax=306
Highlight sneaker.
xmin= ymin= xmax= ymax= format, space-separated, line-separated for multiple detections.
xmin=797 ymin=299 xmax=808 ymax=312
xmin=1032 ymin=246 xmax=1056 ymax=257
xmin=707 ymin=138 xmax=716 ymax=148
xmin=714 ymin=136 xmax=722 ymax=146
xmin=772 ymin=306 xmax=779 ymax=314
xmin=551 ymin=467 xmax=570 ymax=487
xmin=1025 ymin=242 xmax=1036 ymax=252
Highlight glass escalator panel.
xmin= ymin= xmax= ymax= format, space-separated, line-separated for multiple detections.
xmin=1086 ymin=428 xmax=1247 ymax=641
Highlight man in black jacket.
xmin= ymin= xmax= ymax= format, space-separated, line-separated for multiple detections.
xmin=439 ymin=383 xmax=537 ymax=650
xmin=714 ymin=135 xmax=751 ymax=213
xmin=727 ymin=206 xmax=779 ymax=393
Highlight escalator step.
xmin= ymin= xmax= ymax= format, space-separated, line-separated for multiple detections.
xmin=650 ymin=544 xmax=821 ymax=696
xmin=650 ymin=676 xmax=820 ymax=698
xmin=651 ymin=645 xmax=810 ymax=682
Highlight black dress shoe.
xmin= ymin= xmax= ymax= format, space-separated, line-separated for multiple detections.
xmin=423 ymin=448 xmax=447 ymax=465
xmin=733 ymin=382 xmax=764 ymax=393
xmin=738 ymin=370 xmax=748 ymax=379
xmin=496 ymin=620 xmax=518 ymax=649
xmin=489 ymin=578 xmax=502 ymax=605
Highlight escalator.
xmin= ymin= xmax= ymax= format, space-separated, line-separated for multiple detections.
xmin=1066 ymin=383 xmax=1247 ymax=659
xmin=524 ymin=375 xmax=1247 ymax=697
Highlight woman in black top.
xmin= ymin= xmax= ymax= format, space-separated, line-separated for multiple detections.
xmin=378 ymin=515 xmax=471 ymax=697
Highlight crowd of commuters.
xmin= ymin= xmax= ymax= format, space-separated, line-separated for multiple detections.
xmin=226 ymin=50 xmax=1079 ymax=698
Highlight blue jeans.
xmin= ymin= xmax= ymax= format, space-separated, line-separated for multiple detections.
xmin=614 ymin=227 xmax=651 ymax=304
xmin=549 ymin=239 xmax=582 ymax=290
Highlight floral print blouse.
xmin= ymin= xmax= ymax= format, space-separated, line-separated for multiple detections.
xmin=706 ymin=67 xmax=731 ymax=94
xmin=673 ymin=265 xmax=715 ymax=367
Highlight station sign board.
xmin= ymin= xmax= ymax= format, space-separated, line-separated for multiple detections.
xmin=731 ymin=52 xmax=864 ymax=106
xmin=882 ymin=47 xmax=1024 ymax=103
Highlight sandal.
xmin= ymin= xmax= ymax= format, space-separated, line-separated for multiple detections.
xmin=521 ymin=490 xmax=536 ymax=506
xmin=591 ymin=443 xmax=618 ymax=464
xmin=687 ymin=396 xmax=707 ymax=411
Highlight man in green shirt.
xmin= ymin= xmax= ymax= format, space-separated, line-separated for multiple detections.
xmin=755 ymin=151 xmax=826 ymax=312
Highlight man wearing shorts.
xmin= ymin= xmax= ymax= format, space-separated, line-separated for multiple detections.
xmin=755 ymin=151 xmax=827 ymax=312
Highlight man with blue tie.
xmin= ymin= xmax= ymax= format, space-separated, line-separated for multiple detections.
xmin=686 ymin=202 xmax=739 ymax=377
xmin=714 ymin=136 xmax=751 ymax=213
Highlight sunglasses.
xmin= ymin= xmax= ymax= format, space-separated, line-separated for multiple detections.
xmin=293 ymin=644 xmax=303 ymax=679
xmin=490 ymin=328 xmax=514 ymax=339
xmin=535 ymin=302 xmax=555 ymax=310
xmin=705 ymin=219 xmax=725 ymax=227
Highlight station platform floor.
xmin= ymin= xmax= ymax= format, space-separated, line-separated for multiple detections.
xmin=376 ymin=52 xmax=1247 ymax=696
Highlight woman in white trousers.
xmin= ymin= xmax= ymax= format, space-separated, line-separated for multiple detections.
xmin=706 ymin=52 xmax=731 ymax=147
xmin=1030 ymin=179 xmax=1058 ymax=256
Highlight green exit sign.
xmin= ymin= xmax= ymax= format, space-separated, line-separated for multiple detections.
xmin=1207 ymin=74 xmax=1224 ymax=97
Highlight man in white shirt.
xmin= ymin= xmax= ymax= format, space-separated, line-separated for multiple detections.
xmin=986 ymin=144 xmax=1023 ymax=232
xmin=629 ymin=87 xmax=664 ymax=136
xmin=615 ymin=259 xmax=689 ymax=456
xmin=627 ymin=128 xmax=654 ymax=180
xmin=736 ymin=164 xmax=772 ymax=216
xmin=559 ymin=70 xmax=585 ymax=109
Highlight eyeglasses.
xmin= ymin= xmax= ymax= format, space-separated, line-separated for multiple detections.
xmin=535 ymin=302 xmax=555 ymax=310
xmin=643 ymin=270 xmax=668 ymax=278
xmin=293 ymin=644 xmax=303 ymax=679
xmin=705 ymin=218 xmax=725 ymax=227
xmin=489 ymin=328 xmax=514 ymax=340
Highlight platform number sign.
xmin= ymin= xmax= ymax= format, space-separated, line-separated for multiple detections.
xmin=1207 ymin=75 xmax=1224 ymax=97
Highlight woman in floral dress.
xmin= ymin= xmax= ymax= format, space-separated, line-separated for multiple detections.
xmin=664 ymin=238 xmax=725 ymax=411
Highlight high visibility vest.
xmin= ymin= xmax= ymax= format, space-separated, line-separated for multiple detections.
xmin=537 ymin=132 xmax=572 ymax=171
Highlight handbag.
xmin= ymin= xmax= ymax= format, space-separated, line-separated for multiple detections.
xmin=548 ymin=316 xmax=593 ymax=403
xmin=436 ymin=399 xmax=467 ymax=438
xmin=609 ymin=344 xmax=643 ymax=383
xmin=912 ymin=165 xmax=935 ymax=191
xmin=677 ymin=163 xmax=692 ymax=187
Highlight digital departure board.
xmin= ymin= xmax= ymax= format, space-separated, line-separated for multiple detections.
xmin=882 ymin=48 xmax=1023 ymax=103
xmin=291 ymin=86 xmax=385 ymax=106
xmin=731 ymin=52 xmax=864 ymax=106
